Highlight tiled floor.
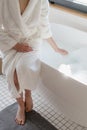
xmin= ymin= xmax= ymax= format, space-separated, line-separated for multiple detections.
xmin=0 ymin=75 xmax=87 ymax=130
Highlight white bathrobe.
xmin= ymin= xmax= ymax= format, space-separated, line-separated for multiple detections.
xmin=0 ymin=0 xmax=52 ymax=98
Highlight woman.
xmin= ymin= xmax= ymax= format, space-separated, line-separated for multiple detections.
xmin=0 ymin=0 xmax=68 ymax=125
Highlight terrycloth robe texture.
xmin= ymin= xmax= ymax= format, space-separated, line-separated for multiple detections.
xmin=0 ymin=0 xmax=52 ymax=98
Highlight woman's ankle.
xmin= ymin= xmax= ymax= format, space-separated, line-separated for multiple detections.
xmin=16 ymin=97 xmax=24 ymax=107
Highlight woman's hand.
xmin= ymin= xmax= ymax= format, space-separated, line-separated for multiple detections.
xmin=12 ymin=43 xmax=33 ymax=52
xmin=46 ymin=37 xmax=68 ymax=55
xmin=55 ymin=47 xmax=68 ymax=55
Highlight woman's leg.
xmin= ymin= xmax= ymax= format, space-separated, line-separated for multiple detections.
xmin=14 ymin=70 xmax=25 ymax=125
xmin=15 ymin=97 xmax=25 ymax=125
xmin=25 ymin=89 xmax=33 ymax=112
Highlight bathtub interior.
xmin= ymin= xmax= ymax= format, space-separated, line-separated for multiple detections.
xmin=40 ymin=23 xmax=87 ymax=85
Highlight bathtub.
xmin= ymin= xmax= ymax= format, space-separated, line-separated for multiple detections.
xmin=40 ymin=23 xmax=87 ymax=127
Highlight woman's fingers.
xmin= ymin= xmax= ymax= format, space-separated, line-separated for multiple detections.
xmin=12 ymin=43 xmax=33 ymax=52
xmin=60 ymin=49 xmax=68 ymax=55
xmin=18 ymin=44 xmax=33 ymax=52
xmin=22 ymin=45 xmax=33 ymax=52
xmin=56 ymin=48 xmax=68 ymax=55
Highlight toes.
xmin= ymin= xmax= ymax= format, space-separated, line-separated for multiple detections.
xmin=19 ymin=120 xmax=23 ymax=125
xmin=15 ymin=118 xmax=19 ymax=124
xmin=21 ymin=120 xmax=25 ymax=125
xmin=15 ymin=118 xmax=20 ymax=125
xmin=18 ymin=120 xmax=22 ymax=125
xmin=19 ymin=120 xmax=24 ymax=125
xmin=15 ymin=119 xmax=25 ymax=125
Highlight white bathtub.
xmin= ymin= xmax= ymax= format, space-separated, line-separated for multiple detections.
xmin=40 ymin=23 xmax=87 ymax=127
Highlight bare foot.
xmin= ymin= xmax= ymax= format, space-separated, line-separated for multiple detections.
xmin=15 ymin=103 xmax=25 ymax=125
xmin=25 ymin=94 xmax=33 ymax=112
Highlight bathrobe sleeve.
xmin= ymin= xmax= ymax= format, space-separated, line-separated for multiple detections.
xmin=0 ymin=29 xmax=18 ymax=53
xmin=0 ymin=1 xmax=18 ymax=54
xmin=39 ymin=0 xmax=52 ymax=39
